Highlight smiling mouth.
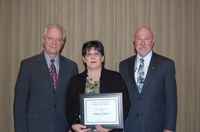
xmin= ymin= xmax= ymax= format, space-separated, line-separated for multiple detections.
xmin=140 ymin=47 xmax=146 ymax=49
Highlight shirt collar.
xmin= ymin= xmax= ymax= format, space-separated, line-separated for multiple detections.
xmin=136 ymin=51 xmax=153 ymax=67
xmin=44 ymin=52 xmax=60 ymax=68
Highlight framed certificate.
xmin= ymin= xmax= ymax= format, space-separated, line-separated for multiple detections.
xmin=79 ymin=93 xmax=123 ymax=129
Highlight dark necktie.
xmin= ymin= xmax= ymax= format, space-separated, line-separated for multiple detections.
xmin=137 ymin=58 xmax=145 ymax=93
xmin=49 ymin=59 xmax=58 ymax=89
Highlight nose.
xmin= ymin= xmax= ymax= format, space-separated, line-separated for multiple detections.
xmin=141 ymin=39 xmax=145 ymax=45
xmin=52 ymin=39 xmax=57 ymax=44
xmin=53 ymin=38 xmax=62 ymax=45
xmin=90 ymin=54 xmax=96 ymax=58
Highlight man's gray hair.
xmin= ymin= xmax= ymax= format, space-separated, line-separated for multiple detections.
xmin=43 ymin=24 xmax=66 ymax=40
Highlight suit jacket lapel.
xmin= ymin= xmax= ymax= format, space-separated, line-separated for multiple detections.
xmin=57 ymin=56 xmax=66 ymax=92
xmin=141 ymin=53 xmax=158 ymax=93
xmin=37 ymin=52 xmax=55 ymax=91
xmin=56 ymin=56 xmax=72 ymax=97
xmin=127 ymin=56 xmax=139 ymax=94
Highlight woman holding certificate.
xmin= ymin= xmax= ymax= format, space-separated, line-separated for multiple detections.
xmin=67 ymin=40 xmax=131 ymax=132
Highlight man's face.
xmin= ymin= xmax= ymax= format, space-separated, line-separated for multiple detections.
xmin=134 ymin=28 xmax=155 ymax=57
xmin=42 ymin=27 xmax=64 ymax=58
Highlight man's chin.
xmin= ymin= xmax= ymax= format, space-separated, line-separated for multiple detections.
xmin=138 ymin=51 xmax=149 ymax=57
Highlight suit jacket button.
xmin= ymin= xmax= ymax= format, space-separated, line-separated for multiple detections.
xmin=54 ymin=105 xmax=56 ymax=108
xmin=53 ymin=91 xmax=56 ymax=94
xmin=136 ymin=113 xmax=140 ymax=116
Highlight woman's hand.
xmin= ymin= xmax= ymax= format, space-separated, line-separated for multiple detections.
xmin=72 ymin=124 xmax=91 ymax=132
xmin=95 ymin=125 xmax=112 ymax=132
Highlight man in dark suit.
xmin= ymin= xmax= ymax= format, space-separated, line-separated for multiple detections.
xmin=119 ymin=26 xmax=177 ymax=132
xmin=14 ymin=24 xmax=78 ymax=132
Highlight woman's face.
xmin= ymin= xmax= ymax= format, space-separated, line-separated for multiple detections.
xmin=82 ymin=47 xmax=104 ymax=70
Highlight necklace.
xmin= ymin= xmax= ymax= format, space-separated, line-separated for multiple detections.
xmin=87 ymin=69 xmax=101 ymax=84
xmin=87 ymin=77 xmax=99 ymax=84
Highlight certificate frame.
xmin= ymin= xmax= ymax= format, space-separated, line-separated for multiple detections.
xmin=80 ymin=93 xmax=123 ymax=129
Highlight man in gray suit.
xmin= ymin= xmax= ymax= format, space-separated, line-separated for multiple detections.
xmin=119 ymin=26 xmax=177 ymax=132
xmin=14 ymin=24 xmax=78 ymax=132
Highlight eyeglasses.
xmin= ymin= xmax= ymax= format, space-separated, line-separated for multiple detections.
xmin=85 ymin=52 xmax=101 ymax=57
xmin=45 ymin=35 xmax=64 ymax=43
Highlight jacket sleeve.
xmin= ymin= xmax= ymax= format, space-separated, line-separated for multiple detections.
xmin=14 ymin=61 xmax=29 ymax=132
xmin=66 ymin=76 xmax=81 ymax=127
xmin=164 ymin=61 xmax=177 ymax=131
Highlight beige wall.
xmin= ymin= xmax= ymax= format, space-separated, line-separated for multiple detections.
xmin=0 ymin=0 xmax=200 ymax=131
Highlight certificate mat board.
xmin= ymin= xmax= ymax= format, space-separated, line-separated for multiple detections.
xmin=80 ymin=93 xmax=123 ymax=129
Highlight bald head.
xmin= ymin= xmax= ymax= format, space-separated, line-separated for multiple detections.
xmin=134 ymin=26 xmax=154 ymax=39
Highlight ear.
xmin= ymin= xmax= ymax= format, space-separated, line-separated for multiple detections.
xmin=82 ymin=57 xmax=86 ymax=63
xmin=152 ymin=37 xmax=156 ymax=44
xmin=62 ymin=38 xmax=66 ymax=46
xmin=101 ymin=56 xmax=105 ymax=63
xmin=42 ymin=37 xmax=45 ymax=43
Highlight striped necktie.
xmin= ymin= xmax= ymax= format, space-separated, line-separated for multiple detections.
xmin=49 ymin=59 xmax=58 ymax=89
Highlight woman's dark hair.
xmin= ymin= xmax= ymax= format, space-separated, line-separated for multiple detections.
xmin=82 ymin=40 xmax=104 ymax=56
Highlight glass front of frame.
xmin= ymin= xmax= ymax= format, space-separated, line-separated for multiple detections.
xmin=80 ymin=93 xmax=123 ymax=129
